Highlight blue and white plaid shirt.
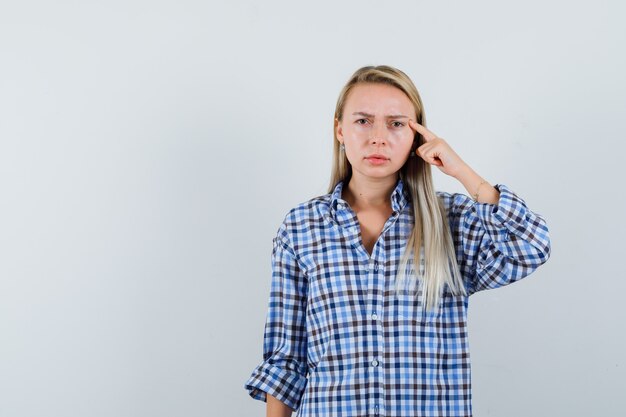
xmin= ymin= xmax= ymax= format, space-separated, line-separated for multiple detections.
xmin=244 ymin=178 xmax=551 ymax=416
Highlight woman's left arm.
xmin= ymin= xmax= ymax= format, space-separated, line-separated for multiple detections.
xmin=409 ymin=119 xmax=552 ymax=294
xmin=454 ymin=181 xmax=551 ymax=294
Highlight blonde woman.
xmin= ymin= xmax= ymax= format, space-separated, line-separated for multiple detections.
xmin=244 ymin=65 xmax=551 ymax=417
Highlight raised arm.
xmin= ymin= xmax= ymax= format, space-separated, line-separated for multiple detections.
xmin=408 ymin=119 xmax=551 ymax=294
xmin=440 ymin=183 xmax=551 ymax=295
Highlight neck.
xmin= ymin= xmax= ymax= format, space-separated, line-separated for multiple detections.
xmin=343 ymin=173 xmax=399 ymax=209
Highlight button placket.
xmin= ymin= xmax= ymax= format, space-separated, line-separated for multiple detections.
xmin=365 ymin=254 xmax=385 ymax=416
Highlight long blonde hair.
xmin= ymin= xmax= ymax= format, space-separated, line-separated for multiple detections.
xmin=328 ymin=65 xmax=467 ymax=312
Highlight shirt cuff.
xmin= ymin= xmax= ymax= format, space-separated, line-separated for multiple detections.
xmin=471 ymin=183 xmax=529 ymax=242
xmin=244 ymin=360 xmax=308 ymax=411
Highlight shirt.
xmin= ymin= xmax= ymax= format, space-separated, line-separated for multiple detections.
xmin=244 ymin=178 xmax=551 ymax=417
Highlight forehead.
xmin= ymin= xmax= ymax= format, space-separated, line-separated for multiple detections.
xmin=344 ymin=83 xmax=413 ymax=114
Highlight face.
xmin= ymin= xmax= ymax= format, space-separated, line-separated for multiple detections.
xmin=335 ymin=83 xmax=416 ymax=181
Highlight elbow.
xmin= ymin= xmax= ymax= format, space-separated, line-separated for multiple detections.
xmin=541 ymin=239 xmax=551 ymax=265
xmin=536 ymin=225 xmax=552 ymax=266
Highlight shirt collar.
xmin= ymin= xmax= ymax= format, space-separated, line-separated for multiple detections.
xmin=329 ymin=177 xmax=411 ymax=218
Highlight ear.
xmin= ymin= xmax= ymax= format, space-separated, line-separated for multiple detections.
xmin=335 ymin=118 xmax=344 ymax=143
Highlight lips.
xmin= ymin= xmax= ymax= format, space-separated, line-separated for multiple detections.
xmin=364 ymin=154 xmax=389 ymax=166
xmin=365 ymin=153 xmax=389 ymax=160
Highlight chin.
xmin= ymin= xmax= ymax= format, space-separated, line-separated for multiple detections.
xmin=355 ymin=166 xmax=400 ymax=178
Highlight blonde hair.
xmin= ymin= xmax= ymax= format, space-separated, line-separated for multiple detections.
xmin=328 ymin=65 xmax=467 ymax=312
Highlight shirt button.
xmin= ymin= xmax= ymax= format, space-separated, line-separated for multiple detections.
xmin=371 ymin=312 xmax=378 ymax=320
xmin=371 ymin=359 xmax=379 ymax=367
xmin=374 ymin=405 xmax=379 ymax=414
xmin=374 ymin=261 xmax=379 ymax=271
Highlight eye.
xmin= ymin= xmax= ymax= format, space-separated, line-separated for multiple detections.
xmin=355 ymin=118 xmax=369 ymax=125
xmin=391 ymin=121 xmax=405 ymax=128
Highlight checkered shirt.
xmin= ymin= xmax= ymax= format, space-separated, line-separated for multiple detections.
xmin=244 ymin=178 xmax=551 ymax=416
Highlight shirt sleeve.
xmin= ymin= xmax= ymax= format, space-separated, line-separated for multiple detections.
xmin=440 ymin=183 xmax=551 ymax=295
xmin=243 ymin=223 xmax=309 ymax=411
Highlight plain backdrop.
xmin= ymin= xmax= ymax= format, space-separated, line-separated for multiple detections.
xmin=1 ymin=1 xmax=624 ymax=416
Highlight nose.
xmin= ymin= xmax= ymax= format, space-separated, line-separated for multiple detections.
xmin=369 ymin=121 xmax=387 ymax=145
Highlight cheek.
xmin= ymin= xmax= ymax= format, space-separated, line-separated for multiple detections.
xmin=396 ymin=132 xmax=415 ymax=149
xmin=345 ymin=124 xmax=368 ymax=138
xmin=398 ymin=139 xmax=416 ymax=160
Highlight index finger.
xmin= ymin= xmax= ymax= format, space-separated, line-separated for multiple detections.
xmin=408 ymin=119 xmax=437 ymax=142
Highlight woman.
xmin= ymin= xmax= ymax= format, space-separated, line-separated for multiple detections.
xmin=244 ymin=65 xmax=551 ymax=417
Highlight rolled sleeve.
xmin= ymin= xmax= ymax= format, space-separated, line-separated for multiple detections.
xmin=440 ymin=183 xmax=552 ymax=295
xmin=243 ymin=226 xmax=309 ymax=411
xmin=244 ymin=359 xmax=308 ymax=411
xmin=474 ymin=184 xmax=548 ymax=244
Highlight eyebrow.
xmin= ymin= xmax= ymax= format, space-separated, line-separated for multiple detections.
xmin=352 ymin=112 xmax=409 ymax=119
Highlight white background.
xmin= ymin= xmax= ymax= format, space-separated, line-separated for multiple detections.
xmin=1 ymin=1 xmax=624 ymax=416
